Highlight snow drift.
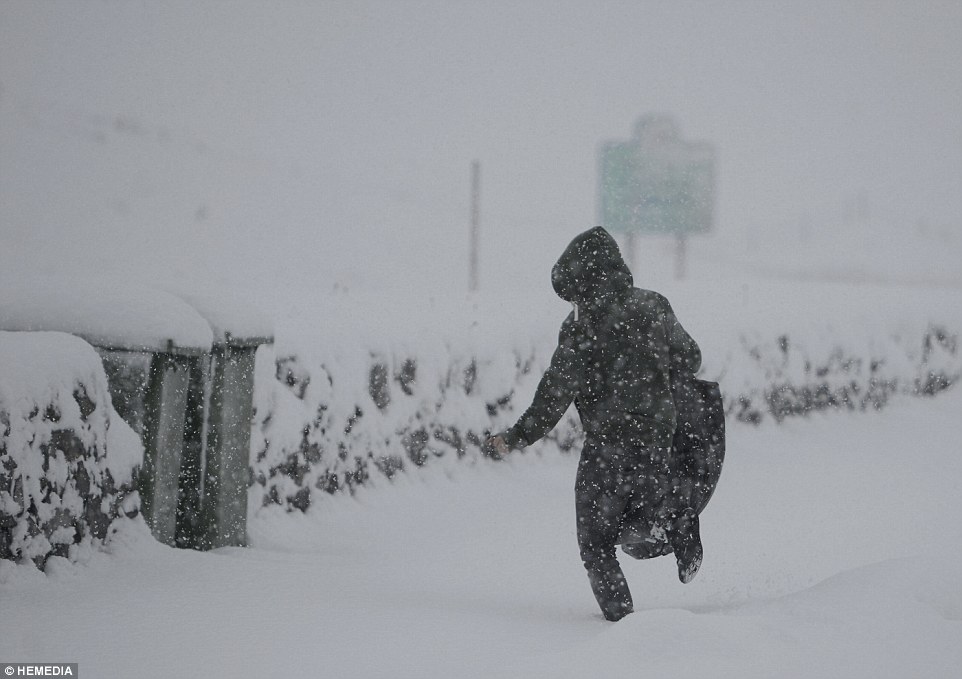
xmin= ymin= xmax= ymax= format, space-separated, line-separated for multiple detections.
xmin=4 ymin=385 xmax=960 ymax=678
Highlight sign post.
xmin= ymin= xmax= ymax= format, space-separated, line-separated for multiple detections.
xmin=469 ymin=160 xmax=480 ymax=293
xmin=599 ymin=115 xmax=715 ymax=279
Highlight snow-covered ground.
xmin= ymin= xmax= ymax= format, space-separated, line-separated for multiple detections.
xmin=3 ymin=385 xmax=960 ymax=678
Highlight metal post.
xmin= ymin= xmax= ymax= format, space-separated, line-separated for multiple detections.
xmin=469 ymin=160 xmax=480 ymax=293
xmin=625 ymin=231 xmax=637 ymax=275
xmin=675 ymin=233 xmax=687 ymax=280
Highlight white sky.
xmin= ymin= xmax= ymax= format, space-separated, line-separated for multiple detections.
xmin=1 ymin=0 xmax=960 ymax=296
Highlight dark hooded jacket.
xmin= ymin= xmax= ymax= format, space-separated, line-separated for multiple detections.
xmin=504 ymin=226 xmax=701 ymax=447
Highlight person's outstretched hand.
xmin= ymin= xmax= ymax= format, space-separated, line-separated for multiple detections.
xmin=484 ymin=433 xmax=510 ymax=457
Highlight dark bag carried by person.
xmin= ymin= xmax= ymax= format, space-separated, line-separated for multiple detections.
xmin=619 ymin=374 xmax=725 ymax=559
xmin=670 ymin=375 xmax=726 ymax=515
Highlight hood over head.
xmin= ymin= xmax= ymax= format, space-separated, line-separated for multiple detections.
xmin=551 ymin=226 xmax=633 ymax=305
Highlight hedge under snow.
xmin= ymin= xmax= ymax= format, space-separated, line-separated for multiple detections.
xmin=250 ymin=311 xmax=959 ymax=513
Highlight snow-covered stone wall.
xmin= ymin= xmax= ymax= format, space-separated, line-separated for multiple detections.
xmin=250 ymin=345 xmax=581 ymax=513
xmin=725 ymin=324 xmax=958 ymax=423
xmin=0 ymin=331 xmax=142 ymax=567
xmin=250 ymin=321 xmax=959 ymax=513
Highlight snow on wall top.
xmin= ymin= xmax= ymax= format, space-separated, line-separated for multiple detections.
xmin=0 ymin=277 xmax=213 ymax=353
xmin=172 ymin=289 xmax=273 ymax=346
xmin=0 ymin=330 xmax=107 ymax=404
xmin=0 ymin=330 xmax=142 ymax=484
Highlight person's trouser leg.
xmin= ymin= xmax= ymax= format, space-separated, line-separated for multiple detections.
xmin=585 ymin=566 xmax=632 ymax=622
xmin=575 ymin=447 xmax=633 ymax=621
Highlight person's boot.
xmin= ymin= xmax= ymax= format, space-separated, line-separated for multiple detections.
xmin=587 ymin=566 xmax=634 ymax=621
xmin=669 ymin=508 xmax=703 ymax=584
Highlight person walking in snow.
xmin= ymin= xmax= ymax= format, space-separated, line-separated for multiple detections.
xmin=486 ymin=226 xmax=704 ymax=622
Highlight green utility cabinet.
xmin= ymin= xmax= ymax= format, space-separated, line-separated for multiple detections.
xmin=0 ymin=281 xmax=272 ymax=551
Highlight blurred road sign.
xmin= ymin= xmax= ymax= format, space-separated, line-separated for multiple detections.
xmin=599 ymin=115 xmax=715 ymax=236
